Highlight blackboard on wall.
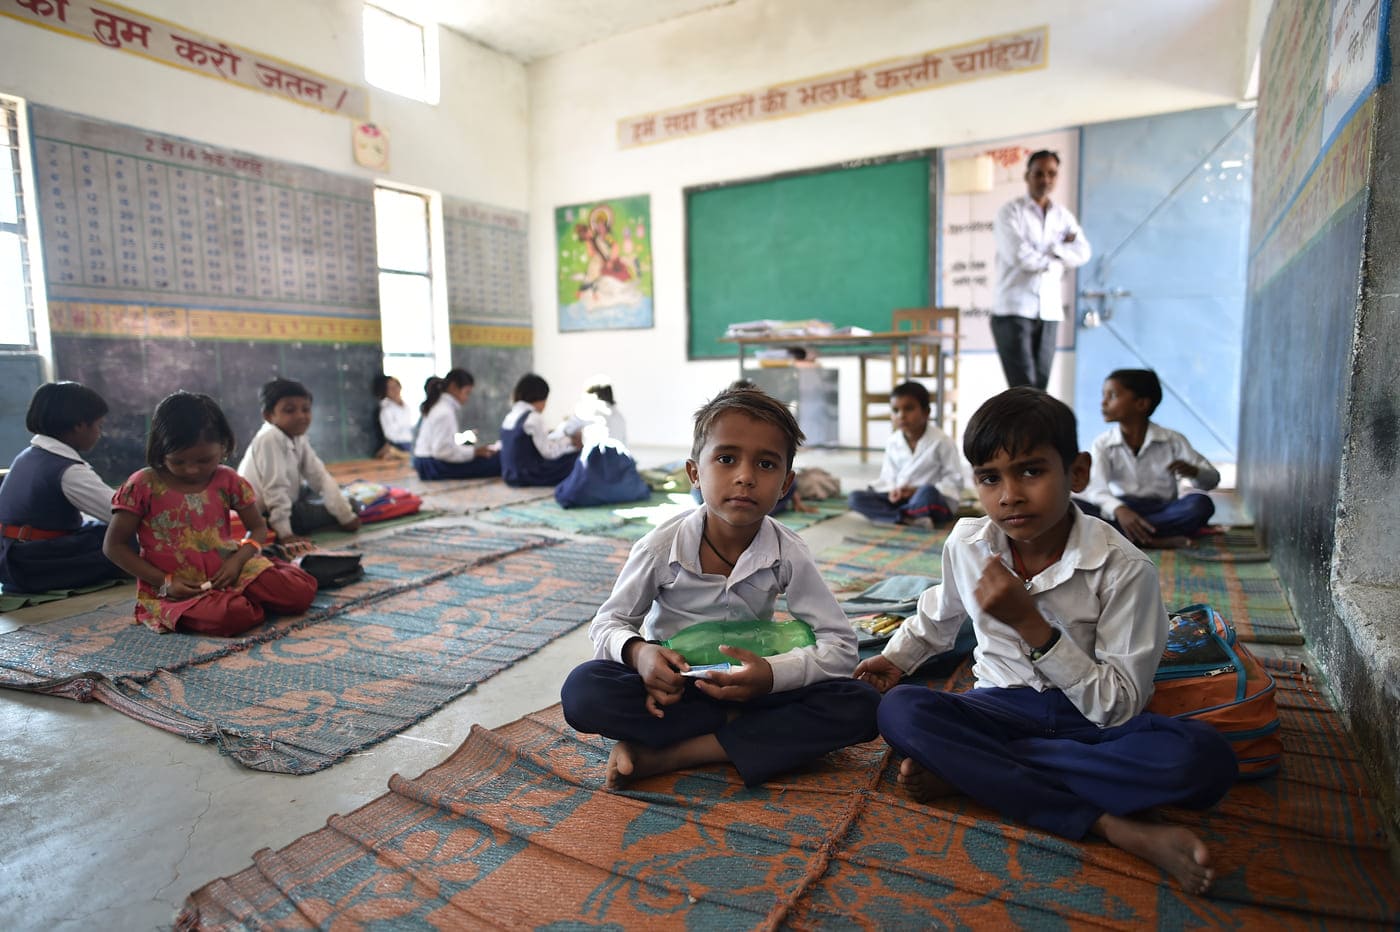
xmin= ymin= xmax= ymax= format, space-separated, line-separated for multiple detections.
xmin=686 ymin=153 xmax=934 ymax=359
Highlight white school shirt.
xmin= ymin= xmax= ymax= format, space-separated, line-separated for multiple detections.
xmin=881 ymin=509 xmax=1165 ymax=728
xmin=602 ymin=405 xmax=627 ymax=445
xmin=1082 ymin=423 xmax=1221 ymax=515
xmin=503 ymin=400 xmax=577 ymax=460
xmin=378 ymin=397 xmax=416 ymax=446
xmin=992 ymin=194 xmax=1092 ymax=321
xmin=237 ymin=423 xmax=356 ymax=539
xmin=413 ymin=396 xmax=481 ymax=463
xmin=30 ymin=434 xmax=116 ymax=520
xmin=872 ymin=425 xmax=963 ymax=501
xmin=588 ymin=504 xmax=860 ymax=693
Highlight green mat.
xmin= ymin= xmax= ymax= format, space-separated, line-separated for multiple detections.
xmin=474 ymin=491 xmax=849 ymax=540
xmin=0 ymin=578 xmax=125 ymax=612
xmin=813 ymin=524 xmax=950 ymax=595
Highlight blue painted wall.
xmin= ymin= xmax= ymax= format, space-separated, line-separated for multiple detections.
xmin=1075 ymin=106 xmax=1253 ymax=464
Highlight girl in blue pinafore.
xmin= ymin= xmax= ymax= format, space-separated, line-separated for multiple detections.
xmin=0 ymin=382 xmax=128 ymax=593
xmin=498 ymin=374 xmax=582 ymax=487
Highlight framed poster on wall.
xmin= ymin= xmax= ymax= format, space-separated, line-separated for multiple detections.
xmin=555 ymin=194 xmax=653 ymax=331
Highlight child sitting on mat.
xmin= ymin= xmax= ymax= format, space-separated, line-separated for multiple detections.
xmin=239 ymin=378 xmax=361 ymax=552
xmin=412 ymin=369 xmax=502 ymax=480
xmin=848 ymin=381 xmax=962 ymax=528
xmin=103 ymin=392 xmax=317 ymax=637
xmin=561 ymin=385 xmax=880 ymax=788
xmin=370 ymin=373 xmax=415 ymax=459
xmin=854 ymin=387 xmax=1237 ymax=895
xmin=1076 ymin=368 xmax=1220 ymax=547
xmin=0 ymin=381 xmax=127 ymax=593
xmin=498 ymin=373 xmax=582 ymax=487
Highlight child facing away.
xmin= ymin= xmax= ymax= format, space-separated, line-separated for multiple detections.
xmin=848 ymin=381 xmax=963 ymax=528
xmin=585 ymin=380 xmax=627 ymax=445
xmin=411 ymin=369 xmax=502 ymax=480
xmin=561 ymin=385 xmax=881 ymax=788
xmin=238 ymin=379 xmax=360 ymax=551
xmin=1076 ymin=368 xmax=1220 ymax=546
xmin=854 ymin=387 xmax=1237 ymax=895
xmin=370 ymin=373 xmax=415 ymax=459
xmin=498 ymin=373 xmax=582 ymax=487
xmin=102 ymin=392 xmax=317 ymax=636
xmin=0 ymin=381 xmax=127 ymax=593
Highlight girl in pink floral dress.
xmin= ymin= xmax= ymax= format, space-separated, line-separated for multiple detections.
xmin=103 ymin=392 xmax=317 ymax=636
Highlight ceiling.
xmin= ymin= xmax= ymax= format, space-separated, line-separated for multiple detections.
xmin=389 ymin=0 xmax=738 ymax=63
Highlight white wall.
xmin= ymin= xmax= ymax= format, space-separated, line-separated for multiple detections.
xmin=527 ymin=0 xmax=1251 ymax=449
xmin=0 ymin=0 xmax=528 ymax=207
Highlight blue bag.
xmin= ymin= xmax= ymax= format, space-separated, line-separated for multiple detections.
xmin=554 ymin=441 xmax=651 ymax=508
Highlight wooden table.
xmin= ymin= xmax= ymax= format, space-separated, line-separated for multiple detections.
xmin=719 ymin=330 xmax=960 ymax=438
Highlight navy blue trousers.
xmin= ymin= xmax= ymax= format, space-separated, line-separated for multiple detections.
xmin=878 ymin=685 xmax=1237 ymax=839
xmin=0 ymin=524 xmax=127 ymax=593
xmin=561 ymin=659 xmax=882 ymax=786
xmin=847 ymin=485 xmax=951 ymax=524
xmin=412 ymin=455 xmax=503 ymax=480
xmin=1078 ymin=492 xmax=1215 ymax=537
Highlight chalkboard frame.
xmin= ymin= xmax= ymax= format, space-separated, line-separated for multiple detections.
xmin=684 ymin=148 xmax=939 ymax=361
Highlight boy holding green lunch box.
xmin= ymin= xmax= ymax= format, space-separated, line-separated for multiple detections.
xmin=560 ymin=384 xmax=881 ymax=788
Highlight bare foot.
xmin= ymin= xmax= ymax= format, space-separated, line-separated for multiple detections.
xmin=605 ymin=735 xmax=728 ymax=789
xmin=897 ymin=757 xmax=957 ymax=803
xmin=1146 ymin=535 xmax=1193 ymax=550
xmin=1097 ymin=814 xmax=1215 ymax=894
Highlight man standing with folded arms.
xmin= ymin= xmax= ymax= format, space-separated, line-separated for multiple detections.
xmin=991 ymin=150 xmax=1091 ymax=390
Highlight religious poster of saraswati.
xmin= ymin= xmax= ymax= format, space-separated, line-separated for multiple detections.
xmin=555 ymin=195 xmax=653 ymax=332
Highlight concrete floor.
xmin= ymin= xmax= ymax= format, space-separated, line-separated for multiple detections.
xmin=0 ymin=448 xmax=1265 ymax=930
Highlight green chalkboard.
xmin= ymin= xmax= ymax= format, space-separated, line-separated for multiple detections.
xmin=686 ymin=155 xmax=932 ymax=359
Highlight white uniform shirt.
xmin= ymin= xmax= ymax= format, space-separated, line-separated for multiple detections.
xmin=30 ymin=434 xmax=116 ymax=520
xmin=378 ymin=398 xmax=416 ymax=446
xmin=503 ymin=400 xmax=577 ymax=460
xmin=588 ymin=505 xmax=859 ymax=693
xmin=872 ymin=425 xmax=963 ymax=501
xmin=237 ymin=423 xmax=356 ymax=539
xmin=882 ymin=510 xmax=1165 ymax=728
xmin=1083 ymin=424 xmax=1220 ymax=515
xmin=413 ymin=396 xmax=481 ymax=463
xmin=993 ymin=194 xmax=1092 ymax=321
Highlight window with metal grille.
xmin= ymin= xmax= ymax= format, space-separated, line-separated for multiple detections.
xmin=0 ymin=97 xmax=37 ymax=350
xmin=374 ymin=184 xmax=444 ymax=413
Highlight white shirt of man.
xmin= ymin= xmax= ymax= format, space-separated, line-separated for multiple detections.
xmin=237 ymin=422 xmax=356 ymax=539
xmin=993 ymin=194 xmax=1092 ymax=321
xmin=413 ymin=396 xmax=482 ymax=463
xmin=30 ymin=434 xmax=116 ymax=520
xmin=378 ymin=397 xmax=416 ymax=446
xmin=872 ymin=425 xmax=963 ymax=501
xmin=1082 ymin=423 xmax=1221 ymax=515
xmin=503 ymin=400 xmax=577 ymax=459
xmin=587 ymin=505 xmax=859 ymax=693
xmin=881 ymin=510 xmax=1165 ymax=728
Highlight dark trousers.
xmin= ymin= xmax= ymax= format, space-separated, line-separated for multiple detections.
xmin=1077 ymin=493 xmax=1215 ymax=537
xmin=412 ymin=455 xmax=503 ymax=480
xmin=0 ymin=523 xmax=126 ymax=593
xmin=878 ymin=684 xmax=1238 ymax=839
xmin=847 ymin=485 xmax=951 ymax=525
xmin=990 ymin=316 xmax=1058 ymax=390
xmin=561 ymin=659 xmax=881 ymax=786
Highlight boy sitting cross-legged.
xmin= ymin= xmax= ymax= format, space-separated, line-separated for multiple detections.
xmin=561 ymin=385 xmax=881 ymax=788
xmin=847 ymin=381 xmax=962 ymax=528
xmin=855 ymin=387 xmax=1238 ymax=895
xmin=1077 ymin=368 xmax=1220 ymax=547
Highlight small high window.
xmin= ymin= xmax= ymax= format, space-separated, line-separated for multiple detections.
xmin=363 ymin=4 xmax=439 ymax=104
